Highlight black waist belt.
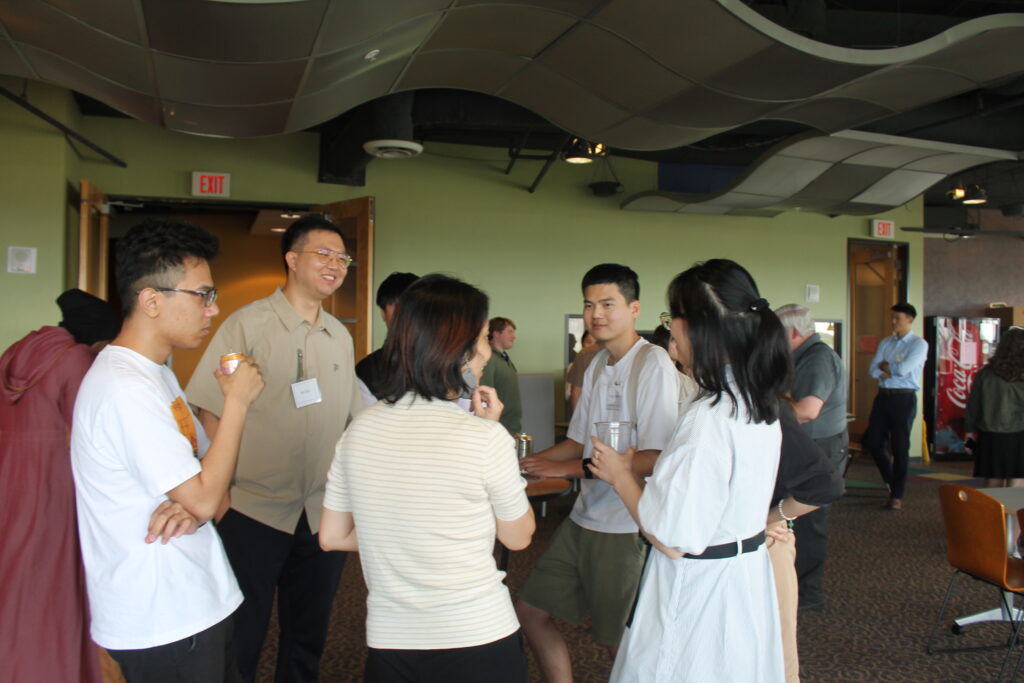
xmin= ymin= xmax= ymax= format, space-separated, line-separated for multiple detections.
xmin=685 ymin=530 xmax=766 ymax=560
xmin=879 ymin=388 xmax=915 ymax=395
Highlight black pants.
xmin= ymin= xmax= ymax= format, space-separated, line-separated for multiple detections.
xmin=108 ymin=613 xmax=240 ymax=683
xmin=794 ymin=430 xmax=848 ymax=608
xmin=217 ymin=509 xmax=347 ymax=683
xmin=865 ymin=391 xmax=917 ymax=499
xmin=364 ymin=631 xmax=528 ymax=683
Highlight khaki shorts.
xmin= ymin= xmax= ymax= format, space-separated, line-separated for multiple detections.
xmin=518 ymin=519 xmax=647 ymax=647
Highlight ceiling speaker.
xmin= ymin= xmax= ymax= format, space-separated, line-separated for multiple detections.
xmin=362 ymin=139 xmax=423 ymax=159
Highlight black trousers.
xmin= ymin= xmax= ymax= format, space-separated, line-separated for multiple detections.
xmin=217 ymin=509 xmax=347 ymax=683
xmin=108 ymin=613 xmax=240 ymax=683
xmin=794 ymin=430 xmax=848 ymax=608
xmin=864 ymin=391 xmax=917 ymax=499
xmin=364 ymin=631 xmax=528 ymax=683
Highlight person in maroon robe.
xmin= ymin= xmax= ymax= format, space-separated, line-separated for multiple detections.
xmin=0 ymin=289 xmax=119 ymax=683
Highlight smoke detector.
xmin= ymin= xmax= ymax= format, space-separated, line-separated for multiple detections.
xmin=362 ymin=139 xmax=423 ymax=159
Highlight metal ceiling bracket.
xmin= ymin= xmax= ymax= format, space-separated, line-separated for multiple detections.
xmin=0 ymin=85 xmax=127 ymax=168
xmin=528 ymin=134 xmax=572 ymax=194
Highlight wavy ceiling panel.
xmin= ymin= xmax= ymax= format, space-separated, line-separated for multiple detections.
xmin=0 ymin=0 xmax=1021 ymax=146
xmin=622 ymin=131 xmax=1019 ymax=216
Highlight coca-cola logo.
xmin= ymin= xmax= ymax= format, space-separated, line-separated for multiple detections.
xmin=946 ymin=362 xmax=971 ymax=409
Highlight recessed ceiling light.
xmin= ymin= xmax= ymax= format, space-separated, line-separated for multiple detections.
xmin=280 ymin=212 xmax=302 ymax=219
xmin=270 ymin=227 xmax=287 ymax=233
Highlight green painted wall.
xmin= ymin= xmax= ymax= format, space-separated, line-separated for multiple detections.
xmin=0 ymin=78 xmax=78 ymax=345
xmin=2 ymin=87 xmax=927 ymax=451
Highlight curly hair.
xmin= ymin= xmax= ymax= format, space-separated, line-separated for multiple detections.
xmin=990 ymin=327 xmax=1024 ymax=382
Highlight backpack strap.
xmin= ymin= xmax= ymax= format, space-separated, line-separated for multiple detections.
xmin=625 ymin=343 xmax=656 ymax=424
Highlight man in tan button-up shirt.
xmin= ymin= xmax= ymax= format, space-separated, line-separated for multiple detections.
xmin=186 ymin=216 xmax=361 ymax=683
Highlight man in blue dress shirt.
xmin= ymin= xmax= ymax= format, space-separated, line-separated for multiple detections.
xmin=865 ymin=303 xmax=929 ymax=510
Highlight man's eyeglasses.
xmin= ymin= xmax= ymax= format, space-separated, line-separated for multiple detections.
xmin=138 ymin=287 xmax=218 ymax=307
xmin=296 ymin=248 xmax=353 ymax=267
xmin=659 ymin=312 xmax=672 ymax=331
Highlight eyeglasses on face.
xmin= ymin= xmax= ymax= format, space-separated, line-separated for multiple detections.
xmin=137 ymin=287 xmax=218 ymax=307
xmin=295 ymin=248 xmax=353 ymax=267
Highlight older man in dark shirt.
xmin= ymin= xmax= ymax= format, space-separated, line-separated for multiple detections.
xmin=776 ymin=304 xmax=849 ymax=612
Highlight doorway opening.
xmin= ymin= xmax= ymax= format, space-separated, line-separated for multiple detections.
xmin=847 ymin=239 xmax=909 ymax=444
xmin=70 ymin=183 xmax=374 ymax=388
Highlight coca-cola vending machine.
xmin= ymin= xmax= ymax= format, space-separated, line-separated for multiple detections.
xmin=924 ymin=316 xmax=1000 ymax=456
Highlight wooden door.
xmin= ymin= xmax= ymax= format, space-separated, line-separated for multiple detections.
xmin=847 ymin=240 xmax=907 ymax=440
xmin=312 ymin=197 xmax=375 ymax=361
xmin=78 ymin=179 xmax=110 ymax=299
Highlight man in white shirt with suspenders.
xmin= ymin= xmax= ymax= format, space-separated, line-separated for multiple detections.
xmin=518 ymin=264 xmax=679 ymax=683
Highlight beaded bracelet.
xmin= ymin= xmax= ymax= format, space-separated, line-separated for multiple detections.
xmin=778 ymin=499 xmax=797 ymax=532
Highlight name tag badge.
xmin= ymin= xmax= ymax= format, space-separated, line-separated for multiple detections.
xmin=895 ymin=353 xmax=905 ymax=362
xmin=291 ymin=378 xmax=322 ymax=408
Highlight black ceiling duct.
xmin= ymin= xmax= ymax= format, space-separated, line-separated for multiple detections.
xmin=318 ymin=92 xmax=418 ymax=186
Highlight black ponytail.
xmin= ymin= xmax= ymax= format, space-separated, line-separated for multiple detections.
xmin=668 ymin=260 xmax=792 ymax=424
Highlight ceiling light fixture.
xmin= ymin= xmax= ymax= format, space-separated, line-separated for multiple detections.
xmin=946 ymin=186 xmax=966 ymax=201
xmin=562 ymin=138 xmax=606 ymax=164
xmin=280 ymin=212 xmax=302 ymax=219
xmin=962 ymin=184 xmax=988 ymax=205
xmin=270 ymin=227 xmax=287 ymax=233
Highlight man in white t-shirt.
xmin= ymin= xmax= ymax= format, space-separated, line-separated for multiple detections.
xmin=518 ymin=264 xmax=680 ymax=683
xmin=72 ymin=219 xmax=264 ymax=683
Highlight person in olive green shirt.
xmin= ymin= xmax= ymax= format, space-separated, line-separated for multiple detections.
xmin=480 ymin=317 xmax=522 ymax=435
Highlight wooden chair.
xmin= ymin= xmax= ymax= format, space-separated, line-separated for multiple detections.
xmin=926 ymin=484 xmax=1024 ymax=680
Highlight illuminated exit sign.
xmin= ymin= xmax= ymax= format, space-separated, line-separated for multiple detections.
xmin=870 ymin=219 xmax=895 ymax=239
xmin=191 ymin=172 xmax=231 ymax=197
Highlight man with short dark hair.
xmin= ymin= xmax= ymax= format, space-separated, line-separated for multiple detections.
xmin=481 ymin=316 xmax=522 ymax=434
xmin=72 ymin=219 xmax=265 ymax=682
xmin=865 ymin=302 xmax=928 ymax=510
xmin=186 ymin=215 xmax=362 ymax=682
xmin=775 ymin=304 xmax=848 ymax=612
xmin=355 ymin=271 xmax=418 ymax=404
xmin=516 ymin=264 xmax=679 ymax=683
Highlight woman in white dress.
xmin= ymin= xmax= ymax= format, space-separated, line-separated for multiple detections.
xmin=590 ymin=259 xmax=791 ymax=682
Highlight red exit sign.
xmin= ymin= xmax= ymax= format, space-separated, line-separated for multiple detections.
xmin=191 ymin=172 xmax=231 ymax=197
xmin=870 ymin=219 xmax=895 ymax=239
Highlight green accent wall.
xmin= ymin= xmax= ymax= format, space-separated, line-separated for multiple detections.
xmin=0 ymin=78 xmax=79 ymax=342
xmin=1 ymin=83 xmax=926 ymax=451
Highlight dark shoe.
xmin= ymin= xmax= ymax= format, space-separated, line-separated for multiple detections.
xmin=884 ymin=497 xmax=902 ymax=510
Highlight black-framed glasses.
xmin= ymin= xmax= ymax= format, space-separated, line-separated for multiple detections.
xmin=137 ymin=287 xmax=218 ymax=307
xmin=659 ymin=312 xmax=672 ymax=331
xmin=295 ymin=248 xmax=353 ymax=267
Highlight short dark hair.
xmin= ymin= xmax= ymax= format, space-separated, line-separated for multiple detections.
xmin=116 ymin=219 xmax=218 ymax=316
xmin=891 ymin=303 xmax=917 ymax=319
xmin=281 ymin=215 xmax=345 ymax=270
xmin=668 ymin=259 xmax=791 ymax=424
xmin=581 ymin=263 xmax=639 ymax=303
xmin=488 ymin=317 xmax=515 ymax=339
xmin=376 ymin=272 xmax=419 ymax=309
xmin=377 ymin=274 xmax=489 ymax=403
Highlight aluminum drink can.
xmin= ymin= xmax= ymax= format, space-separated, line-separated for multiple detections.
xmin=220 ymin=352 xmax=245 ymax=375
xmin=516 ymin=433 xmax=533 ymax=460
